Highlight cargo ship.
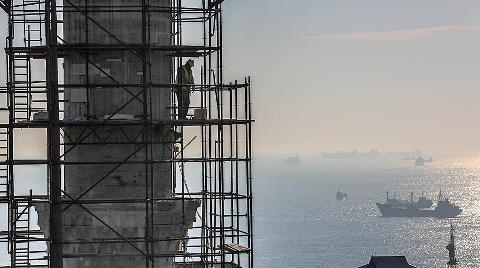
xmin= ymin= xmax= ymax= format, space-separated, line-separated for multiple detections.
xmin=376 ymin=192 xmax=461 ymax=218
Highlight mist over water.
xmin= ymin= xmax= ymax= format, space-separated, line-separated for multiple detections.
xmin=0 ymin=156 xmax=478 ymax=267
xmin=254 ymin=156 xmax=480 ymax=267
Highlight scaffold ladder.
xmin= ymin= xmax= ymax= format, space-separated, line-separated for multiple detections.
xmin=22 ymin=0 xmax=43 ymax=45
xmin=12 ymin=50 xmax=32 ymax=121
xmin=0 ymin=128 xmax=7 ymax=198
xmin=11 ymin=191 xmax=33 ymax=267
xmin=12 ymin=0 xmax=45 ymax=121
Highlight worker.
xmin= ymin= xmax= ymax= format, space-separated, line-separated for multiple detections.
xmin=175 ymin=59 xmax=195 ymax=120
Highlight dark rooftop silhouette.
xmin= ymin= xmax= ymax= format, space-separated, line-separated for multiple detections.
xmin=358 ymin=256 xmax=417 ymax=268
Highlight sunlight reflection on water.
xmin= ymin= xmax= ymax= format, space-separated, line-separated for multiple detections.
xmin=254 ymin=156 xmax=480 ymax=267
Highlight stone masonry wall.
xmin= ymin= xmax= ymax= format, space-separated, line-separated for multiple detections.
xmin=35 ymin=1 xmax=200 ymax=267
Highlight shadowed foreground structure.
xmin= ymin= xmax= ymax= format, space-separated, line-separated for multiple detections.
xmin=358 ymin=256 xmax=417 ymax=268
xmin=0 ymin=0 xmax=253 ymax=267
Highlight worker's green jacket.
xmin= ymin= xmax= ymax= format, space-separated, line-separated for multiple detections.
xmin=176 ymin=65 xmax=194 ymax=90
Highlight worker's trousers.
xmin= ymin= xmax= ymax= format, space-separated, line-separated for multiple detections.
xmin=175 ymin=87 xmax=190 ymax=120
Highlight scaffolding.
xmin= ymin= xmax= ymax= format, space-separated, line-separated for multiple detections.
xmin=0 ymin=0 xmax=253 ymax=267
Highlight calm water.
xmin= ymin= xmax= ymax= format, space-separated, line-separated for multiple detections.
xmin=0 ymin=156 xmax=478 ymax=267
xmin=254 ymin=156 xmax=480 ymax=267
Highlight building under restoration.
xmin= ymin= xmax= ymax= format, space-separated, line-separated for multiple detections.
xmin=0 ymin=0 xmax=253 ymax=267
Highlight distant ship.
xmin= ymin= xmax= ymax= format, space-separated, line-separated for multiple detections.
xmin=336 ymin=191 xmax=348 ymax=200
xmin=389 ymin=150 xmax=423 ymax=160
xmin=323 ymin=149 xmax=380 ymax=159
xmin=376 ymin=192 xmax=461 ymax=218
xmin=415 ymin=156 xmax=433 ymax=166
xmin=415 ymin=156 xmax=425 ymax=166
xmin=283 ymin=156 xmax=301 ymax=165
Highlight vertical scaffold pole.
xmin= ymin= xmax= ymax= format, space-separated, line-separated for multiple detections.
xmin=46 ymin=0 xmax=63 ymax=267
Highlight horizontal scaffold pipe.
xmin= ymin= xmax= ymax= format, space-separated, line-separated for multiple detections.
xmin=0 ymin=194 xmax=249 ymax=204
xmin=62 ymin=251 xmax=238 ymax=259
xmin=56 ymin=195 xmax=249 ymax=205
xmin=1 ymin=158 xmax=252 ymax=165
xmin=5 ymin=44 xmax=220 ymax=53
xmin=59 ymin=234 xmax=251 ymax=245
xmin=59 ymin=83 xmax=249 ymax=90
xmin=1 ymin=158 xmax=254 ymax=166
xmin=57 ymin=5 xmax=220 ymax=14
xmin=0 ymin=119 xmax=253 ymax=128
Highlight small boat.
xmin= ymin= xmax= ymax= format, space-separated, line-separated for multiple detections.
xmin=336 ymin=191 xmax=348 ymax=200
xmin=283 ymin=156 xmax=301 ymax=165
xmin=415 ymin=156 xmax=425 ymax=166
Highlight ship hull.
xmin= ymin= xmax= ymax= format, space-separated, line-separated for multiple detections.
xmin=376 ymin=203 xmax=461 ymax=218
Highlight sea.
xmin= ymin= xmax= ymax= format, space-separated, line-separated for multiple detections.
xmin=0 ymin=156 xmax=479 ymax=267
xmin=254 ymin=156 xmax=480 ymax=268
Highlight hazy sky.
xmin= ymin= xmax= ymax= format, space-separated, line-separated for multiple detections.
xmin=221 ymin=0 xmax=480 ymax=157
xmin=0 ymin=1 xmax=479 ymax=157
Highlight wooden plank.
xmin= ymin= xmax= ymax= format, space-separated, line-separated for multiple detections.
xmin=224 ymin=243 xmax=250 ymax=253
